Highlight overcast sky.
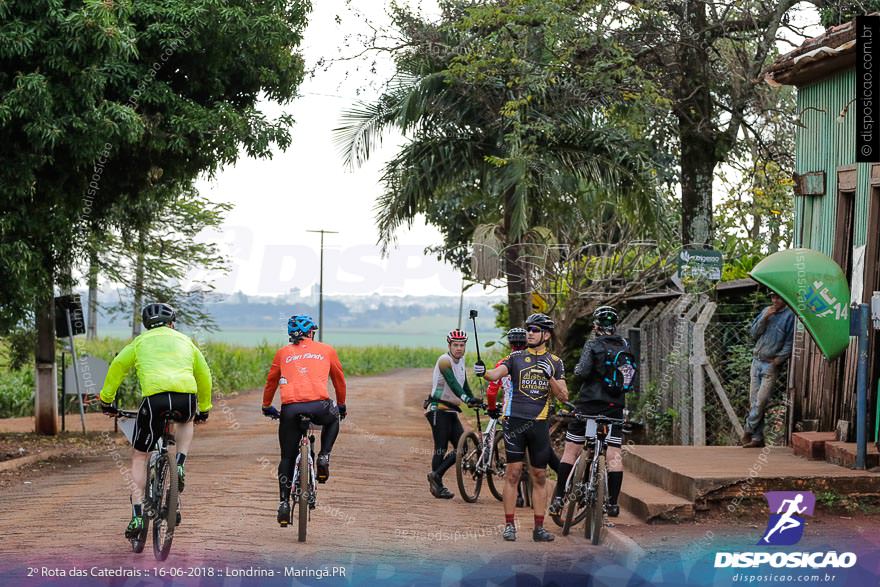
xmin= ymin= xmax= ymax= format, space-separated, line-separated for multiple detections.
xmin=194 ymin=1 xmax=463 ymax=298
xmin=194 ymin=1 xmax=821 ymax=299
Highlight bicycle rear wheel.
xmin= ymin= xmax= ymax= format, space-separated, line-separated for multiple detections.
xmin=561 ymin=455 xmax=588 ymax=535
xmin=298 ymin=442 xmax=309 ymax=542
xmin=152 ymin=453 xmax=177 ymax=561
xmin=456 ymin=432 xmax=482 ymax=503
xmin=587 ymin=454 xmax=606 ymax=545
xmin=486 ymin=433 xmax=506 ymax=502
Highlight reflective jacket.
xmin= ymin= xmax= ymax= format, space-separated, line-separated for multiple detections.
xmin=100 ymin=327 xmax=213 ymax=413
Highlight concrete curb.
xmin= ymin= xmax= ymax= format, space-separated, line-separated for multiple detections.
xmin=604 ymin=525 xmax=647 ymax=567
xmin=0 ymin=449 xmax=67 ymax=474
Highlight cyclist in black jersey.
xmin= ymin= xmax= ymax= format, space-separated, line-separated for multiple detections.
xmin=475 ymin=313 xmax=569 ymax=542
xmin=550 ymin=306 xmax=631 ymax=518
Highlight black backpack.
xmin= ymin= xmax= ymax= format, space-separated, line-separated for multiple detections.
xmin=596 ymin=338 xmax=638 ymax=395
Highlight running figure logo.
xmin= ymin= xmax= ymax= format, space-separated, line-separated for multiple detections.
xmin=759 ymin=491 xmax=815 ymax=546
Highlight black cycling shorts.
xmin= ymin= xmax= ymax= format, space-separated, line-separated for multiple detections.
xmin=565 ymin=404 xmax=624 ymax=448
xmin=502 ymin=417 xmax=552 ymax=468
xmin=132 ymin=392 xmax=197 ymax=452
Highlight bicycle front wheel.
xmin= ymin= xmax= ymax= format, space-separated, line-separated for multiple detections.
xmin=587 ymin=454 xmax=606 ymax=545
xmin=153 ymin=454 xmax=177 ymax=561
xmin=561 ymin=454 xmax=588 ymax=535
xmin=456 ymin=432 xmax=482 ymax=503
xmin=486 ymin=432 xmax=506 ymax=502
xmin=298 ymin=443 xmax=309 ymax=542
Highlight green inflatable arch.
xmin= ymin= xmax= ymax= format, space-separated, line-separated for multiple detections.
xmin=749 ymin=248 xmax=851 ymax=360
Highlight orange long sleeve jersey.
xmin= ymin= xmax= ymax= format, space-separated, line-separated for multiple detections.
xmin=262 ymin=339 xmax=347 ymax=407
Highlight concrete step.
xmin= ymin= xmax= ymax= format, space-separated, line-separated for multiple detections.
xmin=824 ymin=441 xmax=880 ymax=469
xmin=791 ymin=432 xmax=837 ymax=460
xmin=618 ymin=473 xmax=694 ymax=523
xmin=623 ymin=445 xmax=880 ymax=503
xmin=623 ymin=447 xmax=699 ymax=500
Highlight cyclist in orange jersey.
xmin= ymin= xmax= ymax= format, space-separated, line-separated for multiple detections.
xmin=262 ymin=314 xmax=346 ymax=525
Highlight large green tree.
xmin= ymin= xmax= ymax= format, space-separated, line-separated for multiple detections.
xmin=605 ymin=0 xmax=821 ymax=247
xmin=336 ymin=0 xmax=665 ymax=327
xmin=0 ymin=0 xmax=310 ymax=433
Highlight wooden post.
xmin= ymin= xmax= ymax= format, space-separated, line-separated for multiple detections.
xmin=35 ymin=294 xmax=58 ymax=435
xmin=705 ymin=362 xmax=746 ymax=438
xmin=671 ymin=295 xmax=692 ymax=444
xmin=691 ymin=302 xmax=717 ymax=446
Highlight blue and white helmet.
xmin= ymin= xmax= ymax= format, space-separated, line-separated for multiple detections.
xmin=288 ymin=314 xmax=318 ymax=340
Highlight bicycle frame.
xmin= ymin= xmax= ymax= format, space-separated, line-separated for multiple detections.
xmin=146 ymin=419 xmax=176 ymax=507
xmin=567 ymin=415 xmax=625 ymax=507
xmin=475 ymin=414 xmax=499 ymax=475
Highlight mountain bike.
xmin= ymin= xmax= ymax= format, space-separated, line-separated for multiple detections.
xmin=112 ymin=408 xmax=180 ymax=560
xmin=267 ymin=412 xmax=318 ymax=542
xmin=455 ymin=403 xmax=507 ymax=502
xmin=552 ymin=409 xmax=627 ymax=544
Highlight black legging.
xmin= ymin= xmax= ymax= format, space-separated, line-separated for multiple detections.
xmin=425 ymin=410 xmax=464 ymax=479
xmin=548 ymin=449 xmax=560 ymax=474
xmin=278 ymin=400 xmax=340 ymax=501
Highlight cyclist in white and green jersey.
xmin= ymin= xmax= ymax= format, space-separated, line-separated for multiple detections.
xmin=424 ymin=329 xmax=481 ymax=499
xmin=98 ymin=303 xmax=212 ymax=540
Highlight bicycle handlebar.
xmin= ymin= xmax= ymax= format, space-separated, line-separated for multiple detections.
xmin=104 ymin=406 xmax=138 ymax=419
xmin=555 ymin=411 xmax=628 ymax=426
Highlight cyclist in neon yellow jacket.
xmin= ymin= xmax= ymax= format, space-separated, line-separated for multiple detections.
xmin=99 ymin=303 xmax=212 ymax=540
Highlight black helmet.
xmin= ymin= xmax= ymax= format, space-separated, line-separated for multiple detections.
xmin=592 ymin=305 xmax=619 ymax=328
xmin=525 ymin=313 xmax=555 ymax=331
xmin=142 ymin=303 xmax=176 ymax=329
xmin=507 ymin=327 xmax=527 ymax=346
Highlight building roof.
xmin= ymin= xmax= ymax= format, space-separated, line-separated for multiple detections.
xmin=763 ymin=17 xmax=867 ymax=87
xmin=625 ymin=278 xmax=759 ymax=305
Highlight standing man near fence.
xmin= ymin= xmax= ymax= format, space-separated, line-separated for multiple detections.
xmin=741 ymin=292 xmax=795 ymax=449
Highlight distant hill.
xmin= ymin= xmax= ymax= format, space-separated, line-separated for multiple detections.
xmin=94 ymin=292 xmax=507 ymax=347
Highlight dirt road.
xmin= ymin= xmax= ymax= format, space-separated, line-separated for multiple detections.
xmin=0 ymin=369 xmax=624 ymax=584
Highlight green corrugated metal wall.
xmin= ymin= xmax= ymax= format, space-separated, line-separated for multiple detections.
xmin=795 ymin=67 xmax=869 ymax=250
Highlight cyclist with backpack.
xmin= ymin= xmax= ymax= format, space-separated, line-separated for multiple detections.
xmin=262 ymin=314 xmax=347 ymax=526
xmin=475 ymin=313 xmax=569 ymax=542
xmin=425 ymin=329 xmax=482 ymax=499
xmin=98 ymin=303 xmax=212 ymax=540
xmin=549 ymin=306 xmax=636 ymax=518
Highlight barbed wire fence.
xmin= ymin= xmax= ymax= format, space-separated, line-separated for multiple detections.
xmin=629 ymin=295 xmax=789 ymax=446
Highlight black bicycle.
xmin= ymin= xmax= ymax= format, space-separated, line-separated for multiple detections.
xmin=552 ymin=408 xmax=627 ymax=544
xmin=112 ymin=408 xmax=179 ymax=560
xmin=455 ymin=403 xmax=506 ymax=502
xmin=266 ymin=412 xmax=318 ymax=542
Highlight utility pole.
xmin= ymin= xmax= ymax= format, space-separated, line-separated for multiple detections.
xmin=307 ymin=229 xmax=337 ymax=342
xmin=457 ymin=277 xmax=465 ymax=330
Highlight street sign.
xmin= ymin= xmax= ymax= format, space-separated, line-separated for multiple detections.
xmin=531 ymin=292 xmax=549 ymax=313
xmin=677 ymin=249 xmax=723 ymax=282
xmin=64 ymin=356 xmax=109 ymax=397
xmin=54 ymin=295 xmax=85 ymax=337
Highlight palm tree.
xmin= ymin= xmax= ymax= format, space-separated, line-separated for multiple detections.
xmin=334 ymin=6 xmax=662 ymax=327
